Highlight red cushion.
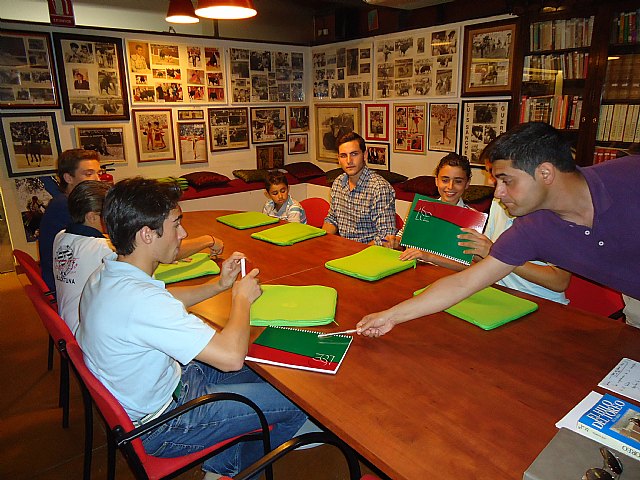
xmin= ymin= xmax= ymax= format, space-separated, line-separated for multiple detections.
xmin=181 ymin=171 xmax=230 ymax=189
xmin=285 ymin=161 xmax=325 ymax=181
xmin=400 ymin=176 xmax=438 ymax=197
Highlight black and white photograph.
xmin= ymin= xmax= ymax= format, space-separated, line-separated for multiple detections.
xmin=460 ymin=100 xmax=509 ymax=164
xmin=75 ymin=126 xmax=126 ymax=163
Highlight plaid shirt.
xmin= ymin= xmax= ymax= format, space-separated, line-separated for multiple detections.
xmin=325 ymin=166 xmax=396 ymax=245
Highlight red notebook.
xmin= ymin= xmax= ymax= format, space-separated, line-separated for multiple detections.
xmin=414 ymin=198 xmax=487 ymax=232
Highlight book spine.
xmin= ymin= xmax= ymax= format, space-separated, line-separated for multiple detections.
xmin=576 ymin=422 xmax=640 ymax=460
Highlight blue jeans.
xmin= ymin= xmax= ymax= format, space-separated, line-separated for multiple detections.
xmin=141 ymin=362 xmax=307 ymax=476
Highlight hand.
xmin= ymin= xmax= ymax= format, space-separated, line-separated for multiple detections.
xmin=232 ymin=268 xmax=262 ymax=304
xmin=356 ymin=310 xmax=395 ymax=338
xmin=399 ymin=248 xmax=429 ymax=262
xmin=457 ymin=228 xmax=493 ymax=259
xmin=209 ymin=235 xmax=224 ymax=257
xmin=218 ymin=251 xmax=244 ymax=290
xmin=384 ymin=234 xmax=401 ymax=249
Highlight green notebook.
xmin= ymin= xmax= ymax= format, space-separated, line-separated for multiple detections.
xmin=154 ymin=253 xmax=220 ymax=284
xmin=325 ymin=246 xmax=416 ymax=281
xmin=414 ymin=285 xmax=538 ymax=330
xmin=216 ymin=212 xmax=280 ymax=229
xmin=250 ymin=285 xmax=337 ymax=326
xmin=250 ymin=222 xmax=327 ymax=246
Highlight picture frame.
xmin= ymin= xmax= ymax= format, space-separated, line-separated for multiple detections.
xmin=177 ymin=109 xmax=204 ymax=121
xmin=288 ymin=105 xmax=309 ymax=133
xmin=460 ymin=100 xmax=509 ymax=165
xmin=256 ymin=143 xmax=285 ymax=169
xmin=14 ymin=176 xmax=53 ymax=242
xmin=365 ymin=142 xmax=390 ymax=170
xmin=0 ymin=30 xmax=59 ymax=108
xmin=288 ymin=134 xmax=308 ymax=155
xmin=177 ymin=121 xmax=208 ymax=164
xmin=0 ymin=112 xmax=61 ymax=177
xmin=315 ymin=103 xmax=361 ymax=163
xmin=250 ymin=106 xmax=287 ymax=143
xmin=428 ymin=103 xmax=459 ymax=153
xmin=364 ymin=103 xmax=389 ymax=141
xmin=52 ymin=32 xmax=129 ymax=121
xmin=131 ymin=109 xmax=175 ymax=162
xmin=75 ymin=125 xmax=127 ymax=163
xmin=393 ymin=103 xmax=425 ymax=154
xmin=207 ymin=107 xmax=249 ymax=152
xmin=462 ymin=19 xmax=517 ymax=96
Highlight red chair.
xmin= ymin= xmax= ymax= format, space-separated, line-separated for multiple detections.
xmin=565 ymin=274 xmax=625 ymax=319
xmin=14 ymin=249 xmax=57 ymax=370
xmin=395 ymin=213 xmax=404 ymax=231
xmin=23 ymin=285 xmax=74 ymax=428
xmin=220 ymin=431 xmax=380 ymax=480
xmin=66 ymin=341 xmax=274 ymax=480
xmin=300 ymin=197 xmax=330 ymax=228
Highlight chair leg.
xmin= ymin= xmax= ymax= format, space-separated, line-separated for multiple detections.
xmin=81 ymin=385 xmax=94 ymax=480
xmin=48 ymin=335 xmax=54 ymax=371
xmin=107 ymin=429 xmax=117 ymax=480
xmin=60 ymin=356 xmax=70 ymax=428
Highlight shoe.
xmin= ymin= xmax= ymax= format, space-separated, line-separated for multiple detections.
xmin=203 ymin=471 xmax=222 ymax=480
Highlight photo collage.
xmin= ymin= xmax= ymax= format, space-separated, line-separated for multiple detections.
xmin=312 ymin=41 xmax=373 ymax=101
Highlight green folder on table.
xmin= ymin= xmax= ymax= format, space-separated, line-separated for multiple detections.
xmin=154 ymin=253 xmax=220 ymax=284
xmin=216 ymin=212 xmax=279 ymax=229
xmin=414 ymin=285 xmax=538 ymax=330
xmin=250 ymin=222 xmax=327 ymax=246
xmin=250 ymin=285 xmax=337 ymax=326
xmin=325 ymin=246 xmax=416 ymax=281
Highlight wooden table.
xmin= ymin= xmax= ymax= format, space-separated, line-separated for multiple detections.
xmin=182 ymin=210 xmax=640 ymax=480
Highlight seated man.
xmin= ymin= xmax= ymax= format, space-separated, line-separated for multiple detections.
xmin=77 ymin=177 xmax=307 ymax=479
xmin=323 ymin=132 xmax=396 ymax=245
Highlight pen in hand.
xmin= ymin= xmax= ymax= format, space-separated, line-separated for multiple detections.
xmin=318 ymin=329 xmax=358 ymax=338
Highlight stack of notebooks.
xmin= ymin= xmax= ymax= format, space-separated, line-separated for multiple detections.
xmin=250 ymin=222 xmax=326 ymax=246
xmin=153 ymin=253 xmax=220 ymax=284
xmin=217 ymin=211 xmax=279 ymax=229
xmin=250 ymin=285 xmax=337 ymax=327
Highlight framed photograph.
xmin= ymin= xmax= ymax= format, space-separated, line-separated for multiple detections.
xmin=365 ymin=142 xmax=390 ymax=170
xmin=15 ymin=176 xmax=53 ymax=242
xmin=0 ymin=30 xmax=59 ymax=108
xmin=256 ymin=143 xmax=285 ymax=169
xmin=315 ymin=103 xmax=361 ymax=163
xmin=177 ymin=109 xmax=204 ymax=121
xmin=288 ymin=134 xmax=308 ymax=155
xmin=288 ymin=105 xmax=309 ymax=133
xmin=462 ymin=20 xmax=517 ymax=96
xmin=0 ymin=112 xmax=61 ymax=177
xmin=131 ymin=109 xmax=175 ymax=162
xmin=364 ymin=103 xmax=389 ymax=141
xmin=460 ymin=100 xmax=509 ymax=165
xmin=208 ymin=107 xmax=249 ymax=152
xmin=177 ymin=121 xmax=207 ymax=165
xmin=393 ymin=103 xmax=425 ymax=154
xmin=52 ymin=33 xmax=129 ymax=121
xmin=75 ymin=125 xmax=126 ymax=163
xmin=250 ymin=106 xmax=287 ymax=143
xmin=428 ymin=103 xmax=459 ymax=153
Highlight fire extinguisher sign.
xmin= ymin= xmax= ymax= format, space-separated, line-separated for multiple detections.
xmin=48 ymin=0 xmax=75 ymax=27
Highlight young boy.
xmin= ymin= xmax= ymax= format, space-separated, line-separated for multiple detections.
xmin=262 ymin=171 xmax=307 ymax=223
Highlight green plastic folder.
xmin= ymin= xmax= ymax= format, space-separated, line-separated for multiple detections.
xmin=250 ymin=222 xmax=327 ymax=246
xmin=250 ymin=285 xmax=337 ymax=326
xmin=414 ymin=285 xmax=538 ymax=330
xmin=153 ymin=253 xmax=220 ymax=284
xmin=325 ymin=246 xmax=416 ymax=281
xmin=216 ymin=212 xmax=279 ymax=230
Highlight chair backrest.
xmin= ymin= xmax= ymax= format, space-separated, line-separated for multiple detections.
xmin=395 ymin=213 xmax=404 ymax=231
xmin=565 ymin=275 xmax=624 ymax=318
xmin=300 ymin=197 xmax=330 ymax=228
xmin=24 ymin=284 xmax=74 ymax=347
xmin=14 ymin=249 xmax=51 ymax=296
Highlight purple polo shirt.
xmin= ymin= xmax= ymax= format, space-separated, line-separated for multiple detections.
xmin=490 ymin=155 xmax=640 ymax=299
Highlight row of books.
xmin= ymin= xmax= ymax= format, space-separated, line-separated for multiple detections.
xmin=610 ymin=9 xmax=640 ymax=44
xmin=519 ymin=95 xmax=583 ymax=130
xmin=530 ymin=16 xmax=594 ymax=52
xmin=596 ymin=103 xmax=640 ymax=143
xmin=523 ymin=52 xmax=589 ymax=81
xmin=592 ymin=147 xmax=627 ymax=165
xmin=603 ymin=54 xmax=640 ymax=100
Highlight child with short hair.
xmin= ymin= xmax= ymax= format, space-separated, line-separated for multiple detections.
xmin=262 ymin=172 xmax=307 ymax=223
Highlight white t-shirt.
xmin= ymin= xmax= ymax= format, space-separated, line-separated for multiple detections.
xmin=53 ymin=229 xmax=115 ymax=334
xmin=77 ymin=259 xmax=214 ymax=421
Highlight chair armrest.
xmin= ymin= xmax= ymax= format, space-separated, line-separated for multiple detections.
xmin=115 ymin=392 xmax=270 ymax=447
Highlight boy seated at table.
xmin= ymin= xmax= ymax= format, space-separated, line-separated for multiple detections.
xmin=262 ymin=171 xmax=307 ymax=223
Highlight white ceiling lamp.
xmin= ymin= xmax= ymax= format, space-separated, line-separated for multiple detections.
xmin=195 ymin=0 xmax=257 ymax=20
xmin=166 ymin=0 xmax=200 ymax=23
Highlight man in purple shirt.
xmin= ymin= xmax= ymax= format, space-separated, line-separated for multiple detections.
xmin=358 ymin=122 xmax=640 ymax=336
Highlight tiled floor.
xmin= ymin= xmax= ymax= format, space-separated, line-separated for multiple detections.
xmin=0 ymin=269 xmax=379 ymax=480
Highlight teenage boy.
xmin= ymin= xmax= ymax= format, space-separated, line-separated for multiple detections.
xmin=358 ymin=122 xmax=640 ymax=336
xmin=77 ymin=177 xmax=306 ymax=479
xmin=323 ymin=132 xmax=396 ymax=245
xmin=262 ymin=171 xmax=307 ymax=223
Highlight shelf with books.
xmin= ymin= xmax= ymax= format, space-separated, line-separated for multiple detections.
xmin=610 ymin=8 xmax=640 ymax=45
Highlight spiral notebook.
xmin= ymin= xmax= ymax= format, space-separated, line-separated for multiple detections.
xmin=246 ymin=326 xmax=352 ymax=374
xmin=400 ymin=194 xmax=488 ymax=265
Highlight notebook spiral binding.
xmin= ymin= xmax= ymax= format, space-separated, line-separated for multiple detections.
xmin=399 ymin=243 xmax=471 ymax=265
xmin=272 ymin=325 xmax=351 ymax=339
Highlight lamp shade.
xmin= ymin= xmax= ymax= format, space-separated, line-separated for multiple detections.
xmin=166 ymin=0 xmax=199 ymax=23
xmin=195 ymin=0 xmax=257 ymax=19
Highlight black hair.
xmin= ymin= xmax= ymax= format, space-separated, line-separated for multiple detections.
xmin=103 ymin=177 xmax=182 ymax=256
xmin=264 ymin=171 xmax=288 ymax=190
xmin=57 ymin=148 xmax=101 ymax=192
xmin=336 ymin=131 xmax=365 ymax=153
xmin=488 ymin=122 xmax=575 ymax=176
xmin=68 ymin=180 xmax=111 ymax=225
xmin=435 ymin=153 xmax=472 ymax=179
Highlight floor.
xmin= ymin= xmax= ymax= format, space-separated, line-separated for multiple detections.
xmin=0 ymin=268 xmax=381 ymax=480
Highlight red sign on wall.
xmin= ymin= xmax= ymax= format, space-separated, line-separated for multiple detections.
xmin=48 ymin=0 xmax=75 ymax=27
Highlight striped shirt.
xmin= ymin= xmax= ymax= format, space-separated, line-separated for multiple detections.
xmin=263 ymin=196 xmax=307 ymax=223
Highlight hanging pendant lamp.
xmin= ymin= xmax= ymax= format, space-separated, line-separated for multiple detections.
xmin=195 ymin=0 xmax=257 ymax=20
xmin=166 ymin=0 xmax=199 ymax=23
